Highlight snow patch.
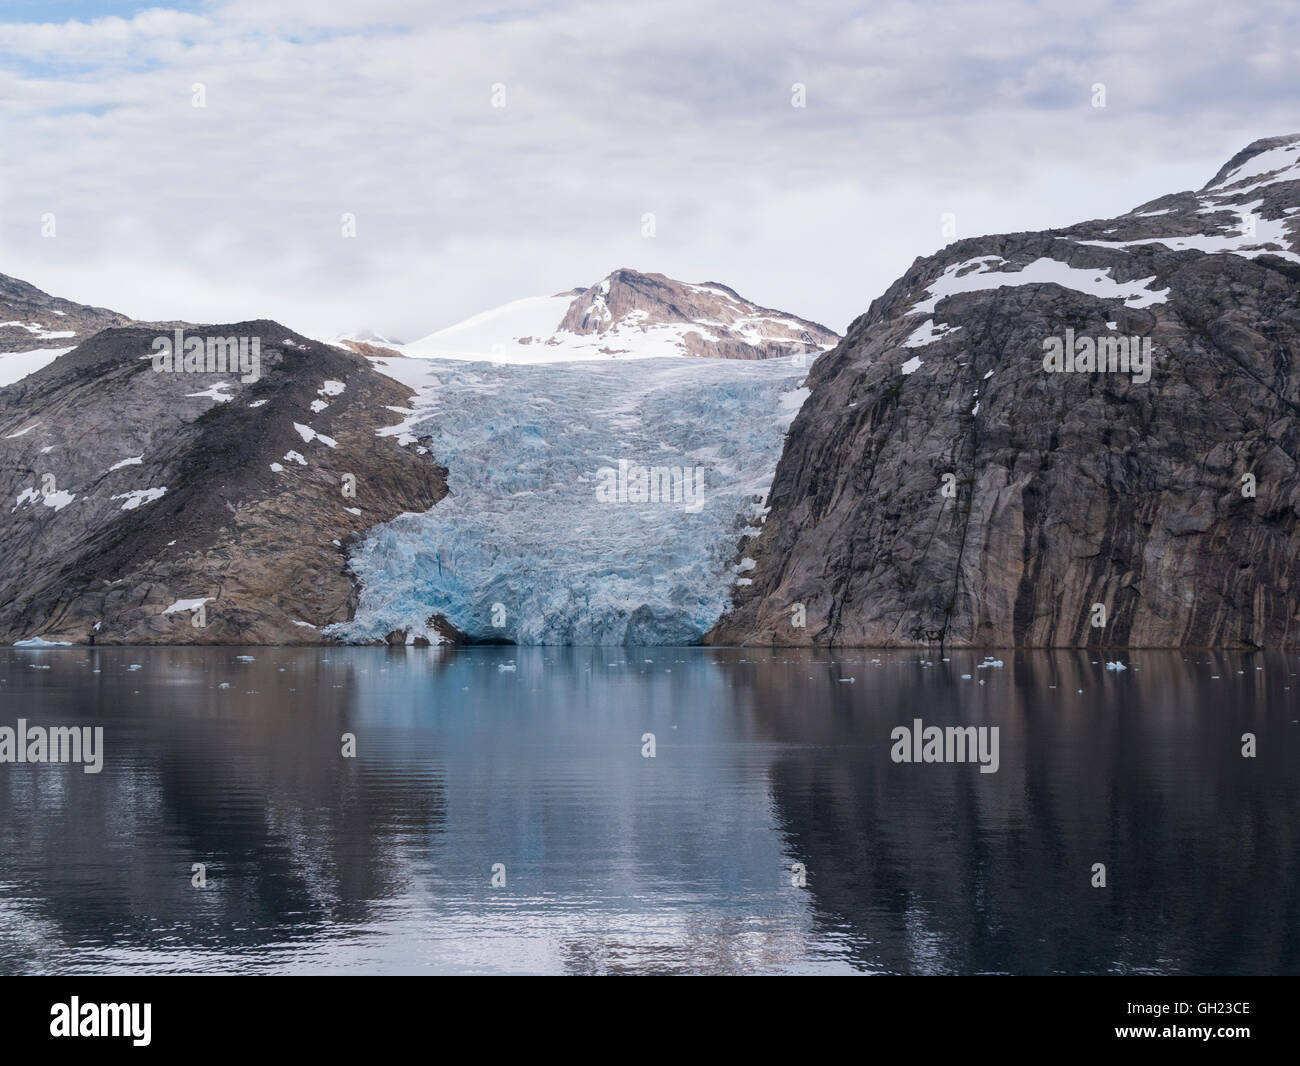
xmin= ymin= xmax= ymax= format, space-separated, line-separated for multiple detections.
xmin=112 ymin=487 xmax=166 ymax=510
xmin=0 ymin=347 xmax=75 ymax=388
xmin=164 ymin=597 xmax=210 ymax=613
xmin=186 ymin=381 xmax=235 ymax=402
xmin=911 ymin=256 xmax=1168 ymax=315
xmin=294 ymin=423 xmax=338 ymax=448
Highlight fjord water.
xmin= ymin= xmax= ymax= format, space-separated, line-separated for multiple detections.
xmin=0 ymin=646 xmax=1295 ymax=975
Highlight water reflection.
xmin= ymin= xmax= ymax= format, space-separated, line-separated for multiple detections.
xmin=0 ymin=646 xmax=1294 ymax=974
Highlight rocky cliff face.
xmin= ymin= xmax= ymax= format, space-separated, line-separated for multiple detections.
xmin=0 ymin=272 xmax=132 ymax=354
xmin=710 ymin=135 xmax=1300 ymax=649
xmin=556 ymin=268 xmax=839 ymax=360
xmin=0 ymin=321 xmax=446 ymax=644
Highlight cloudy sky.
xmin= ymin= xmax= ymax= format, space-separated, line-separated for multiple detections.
xmin=1 ymin=0 xmax=1298 ymax=341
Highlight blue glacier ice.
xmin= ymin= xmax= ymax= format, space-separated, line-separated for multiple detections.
xmin=330 ymin=355 xmax=813 ymax=645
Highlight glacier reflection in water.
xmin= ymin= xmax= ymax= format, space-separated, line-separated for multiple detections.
xmin=0 ymin=645 xmax=1296 ymax=974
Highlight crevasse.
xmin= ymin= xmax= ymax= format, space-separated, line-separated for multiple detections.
xmin=330 ymin=355 xmax=812 ymax=645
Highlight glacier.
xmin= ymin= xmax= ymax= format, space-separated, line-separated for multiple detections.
xmin=330 ymin=355 xmax=813 ymax=645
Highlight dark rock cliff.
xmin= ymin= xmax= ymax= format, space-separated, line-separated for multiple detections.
xmin=0 ymin=321 xmax=446 ymax=644
xmin=710 ymin=135 xmax=1300 ymax=649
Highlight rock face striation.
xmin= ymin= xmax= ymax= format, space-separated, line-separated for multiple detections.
xmin=710 ymin=135 xmax=1300 ymax=649
xmin=0 ymin=321 xmax=446 ymax=644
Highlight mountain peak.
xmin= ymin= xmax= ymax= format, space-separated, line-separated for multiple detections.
xmin=0 ymin=272 xmax=132 ymax=356
xmin=1202 ymin=134 xmax=1300 ymax=193
xmin=713 ymin=130 xmax=1300 ymax=650
xmin=554 ymin=268 xmax=838 ymax=359
xmin=404 ymin=269 xmax=838 ymax=362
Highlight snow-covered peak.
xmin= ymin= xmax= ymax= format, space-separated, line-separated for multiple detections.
xmin=399 ymin=269 xmax=838 ymax=364
xmin=1201 ymin=134 xmax=1300 ymax=195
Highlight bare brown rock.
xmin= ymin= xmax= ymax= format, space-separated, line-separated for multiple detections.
xmin=710 ymin=136 xmax=1300 ymax=649
xmin=0 ymin=321 xmax=446 ymax=644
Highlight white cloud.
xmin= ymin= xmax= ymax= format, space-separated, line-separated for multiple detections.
xmin=0 ymin=0 xmax=1297 ymax=338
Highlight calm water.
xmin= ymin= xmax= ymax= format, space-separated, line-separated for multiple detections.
xmin=0 ymin=646 xmax=1296 ymax=975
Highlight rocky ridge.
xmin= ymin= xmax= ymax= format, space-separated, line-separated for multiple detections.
xmin=0 ymin=321 xmax=446 ymax=644
xmin=710 ymin=135 xmax=1300 ymax=649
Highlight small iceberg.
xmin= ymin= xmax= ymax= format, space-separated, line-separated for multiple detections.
xmin=1105 ymin=661 xmax=1128 ymax=671
xmin=14 ymin=636 xmax=72 ymax=647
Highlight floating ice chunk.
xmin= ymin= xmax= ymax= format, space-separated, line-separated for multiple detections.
xmin=1105 ymin=660 xmax=1128 ymax=671
xmin=14 ymin=636 xmax=71 ymax=647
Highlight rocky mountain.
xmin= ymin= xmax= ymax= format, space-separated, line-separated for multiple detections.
xmin=401 ymin=268 xmax=838 ymax=362
xmin=0 ymin=271 xmax=132 ymax=355
xmin=710 ymin=135 xmax=1300 ymax=649
xmin=0 ymin=321 xmax=446 ymax=644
